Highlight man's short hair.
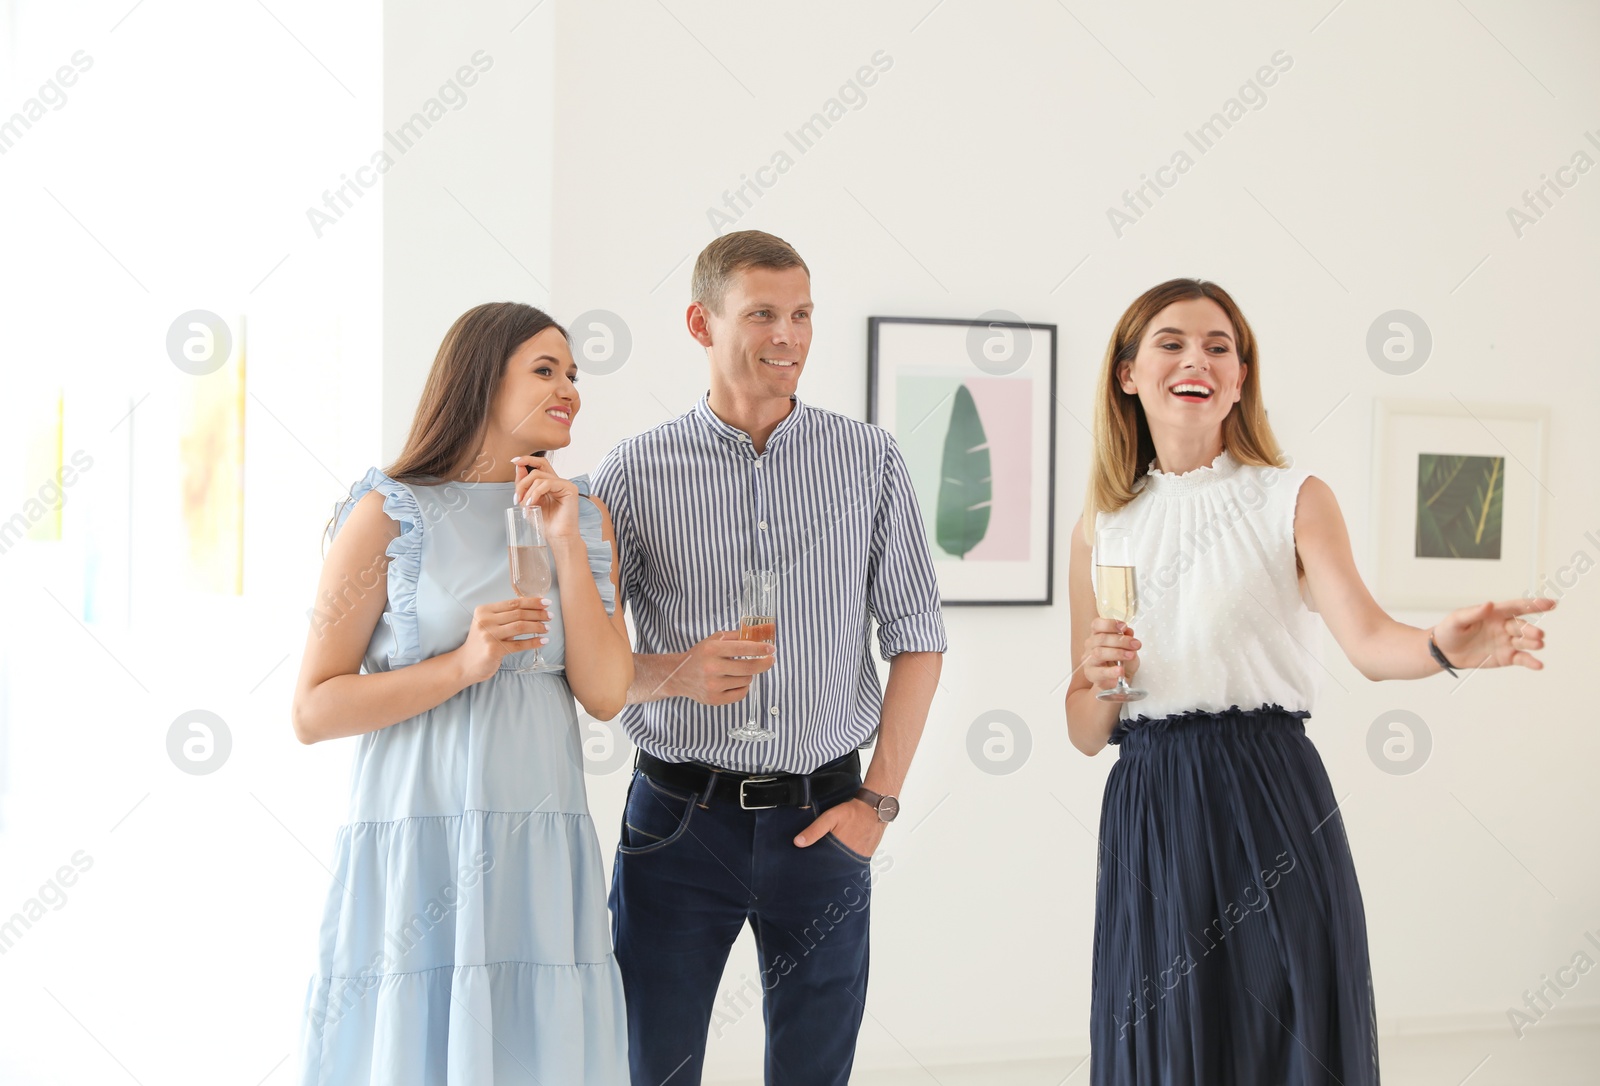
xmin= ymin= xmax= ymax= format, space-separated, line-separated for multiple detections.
xmin=691 ymin=230 xmax=810 ymax=315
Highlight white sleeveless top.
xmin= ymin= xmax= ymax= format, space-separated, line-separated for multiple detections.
xmin=1091 ymin=448 xmax=1318 ymax=722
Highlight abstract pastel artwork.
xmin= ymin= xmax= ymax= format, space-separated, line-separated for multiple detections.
xmin=179 ymin=316 xmax=247 ymax=595
xmin=22 ymin=388 xmax=63 ymax=544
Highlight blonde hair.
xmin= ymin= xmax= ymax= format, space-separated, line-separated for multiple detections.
xmin=691 ymin=230 xmax=809 ymax=315
xmin=1081 ymin=278 xmax=1288 ymax=545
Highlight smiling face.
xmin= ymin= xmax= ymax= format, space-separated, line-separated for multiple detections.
xmin=1118 ymin=297 xmax=1247 ymax=436
xmin=693 ymin=264 xmax=813 ymax=402
xmin=490 ymin=326 xmax=580 ymax=451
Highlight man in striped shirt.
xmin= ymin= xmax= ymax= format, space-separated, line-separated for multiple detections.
xmin=591 ymin=230 xmax=946 ymax=1085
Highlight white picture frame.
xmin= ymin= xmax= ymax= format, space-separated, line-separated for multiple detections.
xmin=1370 ymin=399 xmax=1549 ymax=612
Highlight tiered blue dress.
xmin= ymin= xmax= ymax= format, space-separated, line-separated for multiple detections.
xmin=296 ymin=468 xmax=629 ymax=1085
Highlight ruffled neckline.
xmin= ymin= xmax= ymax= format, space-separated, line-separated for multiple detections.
xmin=1138 ymin=447 xmax=1241 ymax=495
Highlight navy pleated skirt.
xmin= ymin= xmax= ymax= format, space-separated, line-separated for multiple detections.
xmin=1090 ymin=706 xmax=1379 ymax=1085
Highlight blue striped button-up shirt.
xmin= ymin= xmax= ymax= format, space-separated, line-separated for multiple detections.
xmin=590 ymin=393 xmax=948 ymax=774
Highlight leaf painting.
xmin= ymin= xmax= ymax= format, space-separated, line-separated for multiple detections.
xmin=1415 ymin=453 xmax=1503 ymax=560
xmin=936 ymin=383 xmax=992 ymax=559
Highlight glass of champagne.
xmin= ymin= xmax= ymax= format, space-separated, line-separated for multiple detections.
xmin=505 ymin=503 xmax=561 ymax=674
xmin=1094 ymin=526 xmax=1146 ymax=702
xmin=728 ymin=568 xmax=777 ymax=742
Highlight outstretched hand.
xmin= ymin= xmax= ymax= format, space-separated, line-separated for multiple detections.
xmin=1433 ymin=597 xmax=1556 ymax=671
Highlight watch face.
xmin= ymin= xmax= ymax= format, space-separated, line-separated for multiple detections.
xmin=879 ymin=796 xmax=900 ymax=822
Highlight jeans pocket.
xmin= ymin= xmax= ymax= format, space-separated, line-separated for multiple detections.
xmin=814 ymin=779 xmax=873 ymax=863
xmin=618 ymin=774 xmax=696 ymax=856
xmin=822 ymin=831 xmax=873 ymax=864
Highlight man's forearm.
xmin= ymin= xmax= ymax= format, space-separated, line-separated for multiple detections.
xmin=627 ymin=651 xmax=689 ymax=704
xmin=862 ymin=651 xmax=942 ymax=797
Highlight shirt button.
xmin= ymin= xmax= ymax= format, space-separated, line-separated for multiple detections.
xmin=759 ymin=520 xmax=768 ymax=530
xmin=769 ymin=706 xmax=780 ymax=716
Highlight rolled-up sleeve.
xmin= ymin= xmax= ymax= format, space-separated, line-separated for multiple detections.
xmin=868 ymin=435 xmax=948 ymax=660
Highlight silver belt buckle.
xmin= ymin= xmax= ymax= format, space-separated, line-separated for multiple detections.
xmin=739 ymin=775 xmax=779 ymax=810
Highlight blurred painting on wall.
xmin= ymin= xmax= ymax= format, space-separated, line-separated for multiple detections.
xmin=179 ymin=316 xmax=246 ymax=595
xmin=22 ymin=389 xmax=63 ymax=543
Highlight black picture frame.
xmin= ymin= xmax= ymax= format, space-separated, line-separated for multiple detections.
xmin=867 ymin=315 xmax=1058 ymax=607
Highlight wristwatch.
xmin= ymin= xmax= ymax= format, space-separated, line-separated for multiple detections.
xmin=854 ymin=787 xmax=900 ymax=823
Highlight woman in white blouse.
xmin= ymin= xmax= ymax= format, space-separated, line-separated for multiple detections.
xmin=1065 ymin=278 xmax=1555 ymax=1085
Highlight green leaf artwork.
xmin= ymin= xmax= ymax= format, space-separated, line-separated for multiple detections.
xmin=1415 ymin=453 xmax=1503 ymax=560
xmin=936 ymin=383 xmax=992 ymax=559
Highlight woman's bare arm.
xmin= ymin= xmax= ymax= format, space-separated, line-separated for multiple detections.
xmin=556 ymin=496 xmax=633 ymax=721
xmin=1294 ymin=476 xmax=1553 ymax=679
xmin=290 ymin=491 xmax=548 ymax=744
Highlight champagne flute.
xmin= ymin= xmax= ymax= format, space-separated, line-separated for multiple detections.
xmin=1094 ymin=526 xmax=1147 ymax=702
xmin=505 ymin=503 xmax=561 ymax=674
xmin=728 ymin=569 xmax=777 ymax=742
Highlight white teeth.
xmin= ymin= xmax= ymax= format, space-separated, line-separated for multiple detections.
xmin=762 ymin=358 xmax=796 ymax=367
xmin=1172 ymin=383 xmax=1211 ymax=397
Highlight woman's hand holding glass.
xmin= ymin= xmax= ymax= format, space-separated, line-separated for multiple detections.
xmin=512 ymin=454 xmax=581 ymax=543
xmin=454 ymin=598 xmax=552 ymax=685
xmin=1092 ymin=525 xmax=1147 ymax=702
xmin=1084 ymin=617 xmax=1142 ymax=695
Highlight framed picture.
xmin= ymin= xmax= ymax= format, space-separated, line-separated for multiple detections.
xmin=867 ymin=315 xmax=1057 ymax=606
xmin=1371 ymin=399 xmax=1549 ymax=612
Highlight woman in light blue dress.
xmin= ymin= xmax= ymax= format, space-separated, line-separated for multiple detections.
xmin=290 ymin=302 xmax=632 ymax=1084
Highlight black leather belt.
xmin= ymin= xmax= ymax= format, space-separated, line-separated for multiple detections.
xmin=635 ymin=749 xmax=861 ymax=811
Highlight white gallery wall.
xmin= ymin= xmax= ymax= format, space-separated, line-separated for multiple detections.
xmin=0 ymin=1 xmax=1594 ymax=1083
xmin=528 ymin=0 xmax=1600 ymax=1075
xmin=0 ymin=1 xmax=387 ymax=1082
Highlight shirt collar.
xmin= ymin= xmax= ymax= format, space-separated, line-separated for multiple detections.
xmin=693 ymin=391 xmax=806 ymax=451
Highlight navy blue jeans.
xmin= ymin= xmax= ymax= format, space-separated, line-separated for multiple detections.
xmin=608 ymin=754 xmax=874 ymax=1086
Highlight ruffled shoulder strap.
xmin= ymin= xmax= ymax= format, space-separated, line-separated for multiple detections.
xmin=570 ymin=474 xmax=617 ymax=617
xmin=329 ymin=467 xmax=425 ymax=667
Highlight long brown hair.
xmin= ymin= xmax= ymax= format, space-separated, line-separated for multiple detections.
xmin=388 ymin=301 xmax=568 ymax=483
xmin=1081 ymin=279 xmax=1287 ymax=544
xmin=325 ymin=302 xmax=566 ymax=548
